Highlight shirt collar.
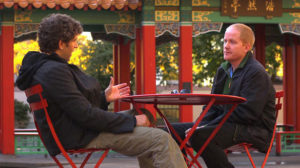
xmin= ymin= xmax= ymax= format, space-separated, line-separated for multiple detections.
xmin=221 ymin=51 xmax=250 ymax=72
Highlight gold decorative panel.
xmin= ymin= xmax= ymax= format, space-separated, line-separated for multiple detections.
xmin=221 ymin=0 xmax=282 ymax=18
xmin=290 ymin=13 xmax=300 ymax=23
xmin=292 ymin=0 xmax=300 ymax=8
xmin=15 ymin=10 xmax=33 ymax=22
xmin=192 ymin=11 xmax=212 ymax=22
xmin=192 ymin=0 xmax=210 ymax=6
xmin=117 ymin=12 xmax=135 ymax=24
xmin=155 ymin=0 xmax=179 ymax=6
xmin=155 ymin=11 xmax=180 ymax=22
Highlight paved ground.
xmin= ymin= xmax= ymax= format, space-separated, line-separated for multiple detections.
xmin=1 ymin=149 xmax=300 ymax=168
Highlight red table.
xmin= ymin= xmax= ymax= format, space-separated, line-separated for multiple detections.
xmin=122 ymin=93 xmax=246 ymax=168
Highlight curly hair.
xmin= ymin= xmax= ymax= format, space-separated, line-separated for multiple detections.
xmin=38 ymin=13 xmax=83 ymax=53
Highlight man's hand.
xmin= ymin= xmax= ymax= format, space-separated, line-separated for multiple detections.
xmin=135 ymin=114 xmax=150 ymax=127
xmin=185 ymin=125 xmax=206 ymax=146
xmin=105 ymin=77 xmax=130 ymax=102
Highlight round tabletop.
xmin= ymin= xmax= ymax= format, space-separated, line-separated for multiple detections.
xmin=121 ymin=93 xmax=246 ymax=105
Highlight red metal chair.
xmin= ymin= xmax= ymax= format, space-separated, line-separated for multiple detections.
xmin=226 ymin=90 xmax=284 ymax=168
xmin=25 ymin=84 xmax=109 ymax=168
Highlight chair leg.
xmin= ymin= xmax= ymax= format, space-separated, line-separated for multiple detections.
xmin=261 ymin=149 xmax=272 ymax=168
xmin=51 ymin=156 xmax=64 ymax=168
xmin=94 ymin=149 xmax=110 ymax=168
xmin=243 ymin=145 xmax=256 ymax=168
xmin=61 ymin=152 xmax=77 ymax=168
xmin=80 ymin=152 xmax=93 ymax=168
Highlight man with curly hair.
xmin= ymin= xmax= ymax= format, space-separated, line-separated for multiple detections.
xmin=16 ymin=13 xmax=187 ymax=168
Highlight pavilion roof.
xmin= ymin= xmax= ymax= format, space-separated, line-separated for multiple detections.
xmin=0 ymin=0 xmax=141 ymax=11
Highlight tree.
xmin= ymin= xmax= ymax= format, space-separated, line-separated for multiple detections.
xmin=78 ymin=39 xmax=136 ymax=90
xmin=192 ymin=33 xmax=224 ymax=87
xmin=265 ymin=42 xmax=283 ymax=82
xmin=155 ymin=33 xmax=224 ymax=87
xmin=79 ymin=40 xmax=113 ymax=90
xmin=14 ymin=40 xmax=40 ymax=75
xmin=156 ymin=41 xmax=179 ymax=85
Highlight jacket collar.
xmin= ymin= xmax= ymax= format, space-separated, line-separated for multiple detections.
xmin=221 ymin=51 xmax=251 ymax=74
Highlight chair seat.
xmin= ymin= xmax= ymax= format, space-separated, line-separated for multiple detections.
xmin=225 ymin=91 xmax=284 ymax=168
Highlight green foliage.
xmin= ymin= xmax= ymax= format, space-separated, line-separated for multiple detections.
xmin=193 ymin=33 xmax=224 ymax=87
xmin=15 ymin=99 xmax=30 ymax=128
xmin=156 ymin=41 xmax=179 ymax=84
xmin=80 ymin=40 xmax=114 ymax=89
xmin=79 ymin=40 xmax=135 ymax=90
xmin=155 ymin=33 xmax=224 ymax=87
xmin=265 ymin=42 xmax=283 ymax=81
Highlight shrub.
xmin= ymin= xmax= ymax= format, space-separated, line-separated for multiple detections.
xmin=15 ymin=99 xmax=30 ymax=128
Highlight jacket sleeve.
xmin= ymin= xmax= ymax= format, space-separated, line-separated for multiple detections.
xmin=36 ymin=63 xmax=136 ymax=134
xmin=200 ymin=67 xmax=225 ymax=125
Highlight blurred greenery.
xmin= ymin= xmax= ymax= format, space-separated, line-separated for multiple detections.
xmin=80 ymin=40 xmax=113 ymax=89
xmin=192 ymin=33 xmax=224 ymax=87
xmin=15 ymin=99 xmax=30 ymax=128
xmin=265 ymin=42 xmax=283 ymax=82
xmin=79 ymin=40 xmax=136 ymax=90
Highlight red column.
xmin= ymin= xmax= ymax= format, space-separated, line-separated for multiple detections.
xmin=118 ymin=38 xmax=131 ymax=110
xmin=142 ymin=24 xmax=156 ymax=117
xmin=134 ymin=27 xmax=143 ymax=110
xmin=0 ymin=25 xmax=15 ymax=154
xmin=283 ymin=34 xmax=296 ymax=126
xmin=294 ymin=36 xmax=300 ymax=131
xmin=179 ymin=24 xmax=193 ymax=122
xmin=113 ymin=44 xmax=120 ymax=112
xmin=254 ymin=24 xmax=266 ymax=66
xmin=135 ymin=27 xmax=142 ymax=95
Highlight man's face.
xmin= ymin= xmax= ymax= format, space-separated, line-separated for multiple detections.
xmin=57 ymin=35 xmax=79 ymax=61
xmin=223 ymin=27 xmax=249 ymax=65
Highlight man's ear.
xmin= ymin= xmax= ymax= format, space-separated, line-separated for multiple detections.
xmin=244 ymin=43 xmax=251 ymax=52
xmin=58 ymin=40 xmax=65 ymax=50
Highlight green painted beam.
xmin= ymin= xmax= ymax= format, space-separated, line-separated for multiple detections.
xmin=143 ymin=0 xmax=155 ymax=22
xmin=14 ymin=9 xmax=138 ymax=24
xmin=194 ymin=11 xmax=299 ymax=24
xmin=180 ymin=0 xmax=192 ymax=22
xmin=193 ymin=0 xmax=220 ymax=7
xmin=0 ymin=9 xmax=14 ymax=25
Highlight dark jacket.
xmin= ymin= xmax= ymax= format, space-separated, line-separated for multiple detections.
xmin=16 ymin=51 xmax=136 ymax=156
xmin=200 ymin=52 xmax=276 ymax=152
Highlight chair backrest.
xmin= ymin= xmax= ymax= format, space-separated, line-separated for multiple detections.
xmin=275 ymin=91 xmax=284 ymax=118
xmin=25 ymin=84 xmax=68 ymax=157
xmin=271 ymin=90 xmax=284 ymax=141
xmin=227 ymin=91 xmax=284 ymax=153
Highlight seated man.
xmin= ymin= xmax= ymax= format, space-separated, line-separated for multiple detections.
xmin=16 ymin=13 xmax=187 ymax=168
xmin=170 ymin=23 xmax=276 ymax=168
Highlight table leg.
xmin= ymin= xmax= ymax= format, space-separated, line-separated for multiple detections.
xmin=154 ymin=105 xmax=202 ymax=168
xmin=189 ymin=103 xmax=238 ymax=167
xmin=180 ymin=98 xmax=216 ymax=150
xmin=131 ymin=99 xmax=143 ymax=114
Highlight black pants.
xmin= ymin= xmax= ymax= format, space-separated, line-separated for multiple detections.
xmin=167 ymin=122 xmax=237 ymax=168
